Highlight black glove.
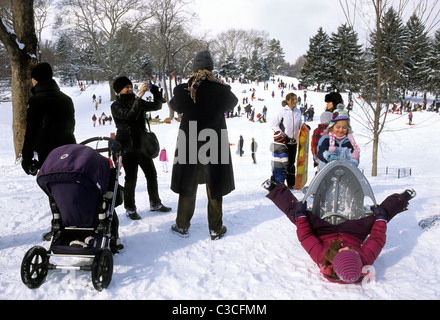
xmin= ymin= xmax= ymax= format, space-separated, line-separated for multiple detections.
xmin=372 ymin=205 xmax=389 ymax=222
xmin=22 ymin=159 xmax=39 ymax=176
xmin=294 ymin=201 xmax=307 ymax=219
xmin=287 ymin=137 xmax=297 ymax=145
xmin=150 ymin=84 xmax=160 ymax=96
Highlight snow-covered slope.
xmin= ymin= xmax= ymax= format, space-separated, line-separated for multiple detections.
xmin=1 ymin=76 xmax=439 ymax=300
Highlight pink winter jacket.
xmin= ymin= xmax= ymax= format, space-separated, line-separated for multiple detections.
xmin=296 ymin=216 xmax=387 ymax=282
xmin=159 ymin=149 xmax=168 ymax=162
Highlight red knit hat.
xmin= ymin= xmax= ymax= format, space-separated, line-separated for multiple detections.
xmin=274 ymin=131 xmax=286 ymax=143
xmin=332 ymin=250 xmax=362 ymax=283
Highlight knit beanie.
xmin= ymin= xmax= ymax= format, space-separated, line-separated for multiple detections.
xmin=31 ymin=62 xmax=53 ymax=82
xmin=332 ymin=250 xmax=362 ymax=283
xmin=274 ymin=131 xmax=286 ymax=143
xmin=320 ymin=111 xmax=332 ymax=124
xmin=192 ymin=50 xmax=214 ymax=72
xmin=113 ymin=76 xmax=133 ymax=94
xmin=328 ymin=109 xmax=350 ymax=129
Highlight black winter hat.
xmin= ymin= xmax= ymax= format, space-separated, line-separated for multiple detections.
xmin=324 ymin=92 xmax=343 ymax=106
xmin=31 ymin=62 xmax=53 ymax=82
xmin=192 ymin=50 xmax=214 ymax=72
xmin=113 ymin=76 xmax=133 ymax=94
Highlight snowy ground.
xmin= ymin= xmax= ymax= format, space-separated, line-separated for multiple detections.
xmin=1 ymin=75 xmax=440 ymax=302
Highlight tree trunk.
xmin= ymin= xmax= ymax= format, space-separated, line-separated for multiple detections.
xmin=109 ymin=77 xmax=116 ymax=101
xmin=11 ymin=60 xmax=34 ymax=158
xmin=0 ymin=0 xmax=38 ymax=158
xmin=372 ymin=1 xmax=382 ymax=177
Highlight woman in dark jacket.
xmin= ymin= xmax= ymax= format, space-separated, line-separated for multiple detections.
xmin=169 ymin=50 xmax=238 ymax=240
xmin=21 ymin=62 xmax=76 ymax=175
xmin=111 ymin=77 xmax=171 ymax=220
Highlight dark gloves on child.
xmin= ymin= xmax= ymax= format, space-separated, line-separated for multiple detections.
xmin=372 ymin=205 xmax=389 ymax=222
xmin=294 ymin=201 xmax=307 ymax=219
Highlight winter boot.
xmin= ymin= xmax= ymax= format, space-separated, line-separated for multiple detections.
xmin=126 ymin=209 xmax=141 ymax=220
xmin=171 ymin=223 xmax=189 ymax=238
xmin=110 ymin=238 xmax=124 ymax=254
xmin=401 ymin=189 xmax=416 ymax=201
xmin=42 ymin=230 xmax=53 ymax=241
xmin=261 ymin=176 xmax=281 ymax=192
xmin=151 ymin=203 xmax=172 ymax=213
xmin=210 ymin=226 xmax=227 ymax=240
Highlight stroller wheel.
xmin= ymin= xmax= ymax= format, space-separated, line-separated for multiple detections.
xmin=21 ymin=246 xmax=49 ymax=289
xmin=91 ymin=248 xmax=113 ymax=291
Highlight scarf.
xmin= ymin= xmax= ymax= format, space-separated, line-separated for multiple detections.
xmin=185 ymin=70 xmax=225 ymax=103
xmin=329 ymin=132 xmax=359 ymax=154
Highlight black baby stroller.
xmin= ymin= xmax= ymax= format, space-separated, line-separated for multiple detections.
xmin=20 ymin=137 xmax=124 ymax=291
xmin=302 ymin=159 xmax=377 ymax=225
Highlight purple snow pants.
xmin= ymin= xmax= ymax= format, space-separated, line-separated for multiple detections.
xmin=266 ymin=184 xmax=409 ymax=241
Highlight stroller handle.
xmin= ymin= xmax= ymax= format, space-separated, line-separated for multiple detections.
xmin=80 ymin=136 xmax=124 ymax=156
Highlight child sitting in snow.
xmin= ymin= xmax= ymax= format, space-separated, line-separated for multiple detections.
xmin=270 ymin=131 xmax=289 ymax=184
xmin=317 ymin=106 xmax=360 ymax=171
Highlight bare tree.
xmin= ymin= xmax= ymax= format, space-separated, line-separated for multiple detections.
xmin=34 ymin=0 xmax=54 ymax=61
xmin=0 ymin=0 xmax=38 ymax=158
xmin=148 ymin=0 xmax=197 ymax=119
xmin=339 ymin=0 xmax=440 ymax=176
xmin=211 ymin=29 xmax=247 ymax=63
xmin=58 ymin=0 xmax=152 ymax=100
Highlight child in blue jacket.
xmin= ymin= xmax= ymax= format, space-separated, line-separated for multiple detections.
xmin=317 ymin=107 xmax=360 ymax=171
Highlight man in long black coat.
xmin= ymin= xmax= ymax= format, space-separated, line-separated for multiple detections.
xmin=170 ymin=50 xmax=238 ymax=240
xmin=21 ymin=62 xmax=76 ymax=175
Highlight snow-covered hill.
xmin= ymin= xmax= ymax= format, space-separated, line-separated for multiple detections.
xmin=1 ymin=76 xmax=440 ymax=301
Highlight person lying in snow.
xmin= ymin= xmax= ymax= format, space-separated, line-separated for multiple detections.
xmin=261 ymin=176 xmax=416 ymax=284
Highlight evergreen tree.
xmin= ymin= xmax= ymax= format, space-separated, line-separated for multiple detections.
xmin=403 ymin=14 xmax=430 ymax=94
xmin=77 ymin=43 xmax=103 ymax=83
xmin=220 ymin=55 xmax=239 ymax=78
xmin=238 ymin=56 xmax=250 ymax=79
xmin=330 ymin=24 xmax=364 ymax=91
xmin=426 ymin=30 xmax=440 ymax=99
xmin=245 ymin=50 xmax=270 ymax=81
xmin=363 ymin=7 xmax=407 ymax=102
xmin=55 ymin=36 xmax=77 ymax=84
xmin=266 ymin=39 xmax=285 ymax=76
xmin=300 ymin=27 xmax=333 ymax=90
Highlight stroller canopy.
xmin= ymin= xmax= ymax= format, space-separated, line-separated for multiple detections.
xmin=37 ymin=144 xmax=111 ymax=227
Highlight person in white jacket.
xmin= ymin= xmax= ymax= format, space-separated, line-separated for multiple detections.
xmin=271 ymin=92 xmax=302 ymax=189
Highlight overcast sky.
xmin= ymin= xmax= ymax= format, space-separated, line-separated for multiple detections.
xmin=191 ymin=0 xmax=440 ymax=64
xmin=191 ymin=0 xmax=350 ymax=63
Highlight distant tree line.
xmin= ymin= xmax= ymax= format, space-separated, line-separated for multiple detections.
xmin=300 ymin=7 xmax=440 ymax=101
xmin=0 ymin=0 xmax=299 ymax=156
xmin=0 ymin=0 xmax=296 ymax=101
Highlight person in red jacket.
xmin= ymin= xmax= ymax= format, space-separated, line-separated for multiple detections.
xmin=311 ymin=111 xmax=332 ymax=168
xmin=262 ymin=177 xmax=416 ymax=283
